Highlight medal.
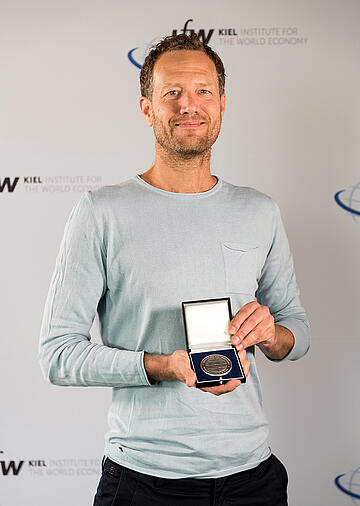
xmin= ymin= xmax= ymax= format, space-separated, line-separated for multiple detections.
xmin=200 ymin=354 xmax=232 ymax=376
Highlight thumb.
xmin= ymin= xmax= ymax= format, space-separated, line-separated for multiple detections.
xmin=185 ymin=369 xmax=197 ymax=387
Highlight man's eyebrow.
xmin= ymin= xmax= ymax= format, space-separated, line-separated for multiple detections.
xmin=160 ymin=83 xmax=181 ymax=91
xmin=160 ymin=82 xmax=215 ymax=91
xmin=195 ymin=82 xmax=214 ymax=88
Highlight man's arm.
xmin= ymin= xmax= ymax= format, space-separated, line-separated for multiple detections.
xmin=38 ymin=193 xmax=151 ymax=388
xmin=228 ymin=199 xmax=310 ymax=361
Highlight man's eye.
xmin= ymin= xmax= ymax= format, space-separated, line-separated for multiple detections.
xmin=167 ymin=90 xmax=179 ymax=96
xmin=200 ymin=89 xmax=210 ymax=94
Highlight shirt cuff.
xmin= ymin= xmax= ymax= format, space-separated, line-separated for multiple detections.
xmin=274 ymin=317 xmax=310 ymax=361
xmin=137 ymin=350 xmax=153 ymax=386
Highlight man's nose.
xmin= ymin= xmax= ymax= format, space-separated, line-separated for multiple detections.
xmin=179 ymin=92 xmax=198 ymax=114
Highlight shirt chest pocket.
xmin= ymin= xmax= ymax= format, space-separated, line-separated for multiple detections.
xmin=221 ymin=242 xmax=260 ymax=294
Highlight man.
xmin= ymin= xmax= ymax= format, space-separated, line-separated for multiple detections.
xmin=39 ymin=33 xmax=310 ymax=505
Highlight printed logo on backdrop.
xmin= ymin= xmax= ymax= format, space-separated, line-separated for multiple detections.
xmin=334 ymin=181 xmax=360 ymax=223
xmin=0 ymin=175 xmax=102 ymax=195
xmin=0 ymin=177 xmax=20 ymax=193
xmin=128 ymin=18 xmax=309 ymax=69
xmin=335 ymin=466 xmax=360 ymax=502
xmin=0 ymin=449 xmax=100 ymax=478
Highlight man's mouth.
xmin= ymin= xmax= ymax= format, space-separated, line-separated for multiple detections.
xmin=174 ymin=121 xmax=206 ymax=128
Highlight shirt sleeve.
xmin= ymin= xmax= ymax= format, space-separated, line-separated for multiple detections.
xmin=255 ymin=199 xmax=310 ymax=361
xmin=38 ymin=192 xmax=152 ymax=387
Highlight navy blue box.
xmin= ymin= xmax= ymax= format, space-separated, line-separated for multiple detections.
xmin=182 ymin=298 xmax=246 ymax=388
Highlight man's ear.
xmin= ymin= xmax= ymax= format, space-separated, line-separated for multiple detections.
xmin=139 ymin=96 xmax=153 ymax=127
xmin=220 ymin=93 xmax=226 ymax=119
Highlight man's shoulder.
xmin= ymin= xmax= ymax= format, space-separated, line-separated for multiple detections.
xmin=90 ymin=177 xmax=137 ymax=198
xmin=86 ymin=177 xmax=142 ymax=209
xmin=221 ymin=179 xmax=277 ymax=210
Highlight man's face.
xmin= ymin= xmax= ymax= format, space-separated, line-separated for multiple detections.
xmin=141 ymin=50 xmax=226 ymax=159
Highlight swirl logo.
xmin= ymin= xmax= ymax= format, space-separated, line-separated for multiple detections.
xmin=335 ymin=467 xmax=360 ymax=501
xmin=334 ymin=182 xmax=360 ymax=222
xmin=127 ymin=37 xmax=161 ymax=69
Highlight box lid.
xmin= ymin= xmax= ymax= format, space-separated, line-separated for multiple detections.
xmin=182 ymin=298 xmax=232 ymax=350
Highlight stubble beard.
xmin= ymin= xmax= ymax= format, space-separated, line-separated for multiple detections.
xmin=152 ymin=114 xmax=222 ymax=161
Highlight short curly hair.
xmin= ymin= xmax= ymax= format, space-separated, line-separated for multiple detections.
xmin=140 ymin=33 xmax=226 ymax=100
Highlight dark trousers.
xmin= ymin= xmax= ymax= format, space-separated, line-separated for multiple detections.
xmin=93 ymin=454 xmax=288 ymax=506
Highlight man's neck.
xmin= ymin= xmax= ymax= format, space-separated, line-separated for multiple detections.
xmin=139 ymin=145 xmax=217 ymax=194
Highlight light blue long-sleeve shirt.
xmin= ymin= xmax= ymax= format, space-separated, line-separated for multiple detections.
xmin=39 ymin=175 xmax=310 ymax=479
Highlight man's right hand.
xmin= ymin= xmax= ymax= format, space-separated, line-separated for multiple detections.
xmin=144 ymin=349 xmax=250 ymax=395
xmin=168 ymin=350 xmax=198 ymax=387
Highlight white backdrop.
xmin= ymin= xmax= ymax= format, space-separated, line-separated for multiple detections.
xmin=1 ymin=1 xmax=359 ymax=504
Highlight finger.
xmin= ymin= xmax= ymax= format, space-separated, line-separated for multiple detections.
xmin=200 ymin=379 xmax=241 ymax=396
xmin=236 ymin=349 xmax=250 ymax=378
xmin=228 ymin=301 xmax=260 ymax=334
xmin=239 ymin=320 xmax=274 ymax=350
xmin=231 ymin=306 xmax=273 ymax=347
xmin=185 ymin=369 xmax=197 ymax=387
xmin=237 ymin=348 xmax=246 ymax=363
xmin=231 ymin=309 xmax=264 ymax=344
xmin=242 ymin=359 xmax=250 ymax=378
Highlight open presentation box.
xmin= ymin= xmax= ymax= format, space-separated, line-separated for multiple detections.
xmin=181 ymin=297 xmax=246 ymax=388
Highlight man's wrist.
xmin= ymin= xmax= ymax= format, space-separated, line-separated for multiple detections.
xmin=144 ymin=352 xmax=173 ymax=382
xmin=258 ymin=324 xmax=295 ymax=360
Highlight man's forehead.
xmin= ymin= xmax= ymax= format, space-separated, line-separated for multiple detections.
xmin=152 ymin=50 xmax=218 ymax=95
xmin=153 ymin=50 xmax=217 ymax=79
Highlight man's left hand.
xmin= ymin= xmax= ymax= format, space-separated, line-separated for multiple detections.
xmin=228 ymin=301 xmax=275 ymax=350
xmin=228 ymin=301 xmax=295 ymax=360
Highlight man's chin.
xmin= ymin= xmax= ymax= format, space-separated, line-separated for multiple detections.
xmin=172 ymin=138 xmax=212 ymax=157
xmin=155 ymin=131 xmax=213 ymax=158
xmin=171 ymin=144 xmax=209 ymax=159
